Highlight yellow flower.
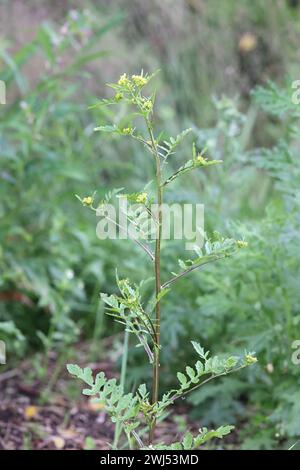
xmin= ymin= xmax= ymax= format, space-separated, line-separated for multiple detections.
xmin=119 ymin=278 xmax=129 ymax=287
xmin=24 ymin=406 xmax=39 ymax=420
xmin=136 ymin=192 xmax=148 ymax=204
xmin=82 ymin=196 xmax=93 ymax=206
xmin=141 ymin=99 xmax=153 ymax=113
xmin=122 ymin=127 xmax=132 ymax=135
xmin=236 ymin=240 xmax=248 ymax=248
xmin=238 ymin=33 xmax=257 ymax=53
xmin=115 ymin=92 xmax=123 ymax=102
xmin=245 ymin=354 xmax=257 ymax=365
xmin=196 ymin=154 xmax=208 ymax=165
xmin=132 ymin=74 xmax=148 ymax=87
xmin=118 ymin=73 xmax=130 ymax=87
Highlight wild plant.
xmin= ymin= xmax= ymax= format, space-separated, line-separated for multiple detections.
xmin=67 ymin=71 xmax=257 ymax=450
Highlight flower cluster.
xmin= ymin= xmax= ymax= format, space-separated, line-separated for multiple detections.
xmin=114 ymin=92 xmax=123 ymax=102
xmin=141 ymin=99 xmax=153 ymax=113
xmin=117 ymin=72 xmax=149 ymax=89
xmin=112 ymin=72 xmax=154 ymax=116
xmin=236 ymin=240 xmax=248 ymax=249
xmin=245 ymin=354 xmax=258 ymax=365
xmin=82 ymin=196 xmax=93 ymax=206
xmin=196 ymin=154 xmax=209 ymax=165
xmin=135 ymin=192 xmax=148 ymax=204
xmin=118 ymin=73 xmax=131 ymax=87
xmin=132 ymin=74 xmax=148 ymax=87
xmin=122 ymin=127 xmax=133 ymax=135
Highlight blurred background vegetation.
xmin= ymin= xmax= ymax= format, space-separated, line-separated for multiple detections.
xmin=1 ymin=0 xmax=300 ymax=449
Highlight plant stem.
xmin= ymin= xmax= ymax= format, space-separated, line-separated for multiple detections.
xmin=161 ymin=254 xmax=230 ymax=289
xmin=171 ymin=364 xmax=247 ymax=404
xmin=147 ymin=120 xmax=163 ymax=444
xmin=113 ymin=329 xmax=129 ymax=449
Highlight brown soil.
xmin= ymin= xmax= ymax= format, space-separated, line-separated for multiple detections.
xmin=0 ymin=346 xmax=199 ymax=450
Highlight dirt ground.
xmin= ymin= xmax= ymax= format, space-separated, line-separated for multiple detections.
xmin=0 ymin=345 xmax=201 ymax=450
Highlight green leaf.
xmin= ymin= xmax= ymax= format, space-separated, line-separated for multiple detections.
xmin=171 ymin=443 xmax=183 ymax=450
xmin=161 ymin=128 xmax=192 ymax=159
xmin=66 ymin=364 xmax=94 ymax=386
xmin=211 ymin=356 xmax=224 ymax=374
xmin=195 ymin=360 xmax=204 ymax=375
xmin=225 ymin=356 xmax=238 ymax=369
xmin=191 ymin=341 xmax=207 ymax=359
xmin=177 ymin=372 xmax=189 ymax=389
xmin=94 ymin=124 xmax=119 ymax=133
xmin=186 ymin=366 xmax=197 ymax=383
xmin=194 ymin=425 xmax=234 ymax=447
xmin=156 ymin=288 xmax=171 ymax=303
xmin=182 ymin=432 xmax=194 ymax=450
xmin=138 ymin=383 xmax=147 ymax=398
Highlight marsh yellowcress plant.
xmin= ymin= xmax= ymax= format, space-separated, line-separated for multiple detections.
xmin=67 ymin=71 xmax=257 ymax=450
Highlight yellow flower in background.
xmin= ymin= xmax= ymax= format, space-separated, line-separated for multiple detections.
xmin=238 ymin=33 xmax=257 ymax=53
xmin=24 ymin=405 xmax=38 ymax=420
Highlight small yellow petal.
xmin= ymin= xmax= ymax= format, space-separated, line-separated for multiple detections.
xmin=24 ymin=405 xmax=38 ymax=420
xmin=239 ymin=33 xmax=257 ymax=53
xmin=52 ymin=436 xmax=65 ymax=449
